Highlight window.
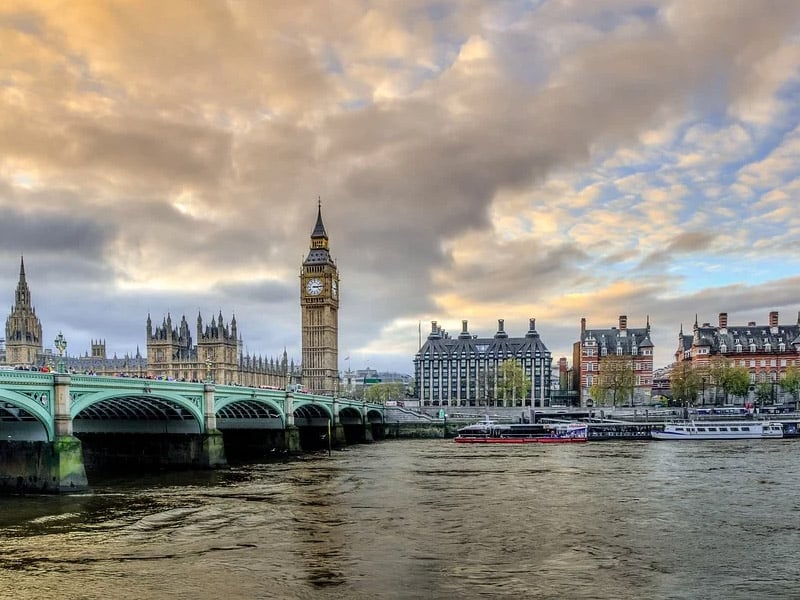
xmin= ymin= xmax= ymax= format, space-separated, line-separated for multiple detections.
xmin=735 ymin=344 xmax=742 ymax=352
xmin=720 ymin=343 xmax=727 ymax=353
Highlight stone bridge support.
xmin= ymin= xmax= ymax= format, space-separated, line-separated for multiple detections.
xmin=50 ymin=374 xmax=89 ymax=492
xmin=202 ymin=384 xmax=226 ymax=468
xmin=361 ymin=402 xmax=374 ymax=442
xmin=284 ymin=392 xmax=301 ymax=452
xmin=331 ymin=399 xmax=346 ymax=446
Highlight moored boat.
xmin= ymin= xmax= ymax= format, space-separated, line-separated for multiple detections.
xmin=455 ymin=422 xmax=588 ymax=444
xmin=651 ymin=421 xmax=783 ymax=440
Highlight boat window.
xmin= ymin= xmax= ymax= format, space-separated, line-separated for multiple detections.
xmin=718 ymin=428 xmax=727 ymax=432
xmin=741 ymin=427 xmax=750 ymax=431
xmin=729 ymin=427 xmax=739 ymax=431
xmin=676 ymin=427 xmax=684 ymax=431
xmin=697 ymin=428 xmax=706 ymax=432
xmin=707 ymin=428 xmax=717 ymax=432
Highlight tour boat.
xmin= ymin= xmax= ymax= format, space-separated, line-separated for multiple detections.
xmin=454 ymin=422 xmax=588 ymax=444
xmin=651 ymin=421 xmax=783 ymax=440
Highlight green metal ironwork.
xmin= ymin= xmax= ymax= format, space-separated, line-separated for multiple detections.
xmin=0 ymin=372 xmax=385 ymax=442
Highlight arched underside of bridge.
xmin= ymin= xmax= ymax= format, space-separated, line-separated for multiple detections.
xmin=339 ymin=406 xmax=363 ymax=425
xmin=0 ymin=403 xmax=49 ymax=441
xmin=366 ymin=408 xmax=384 ymax=424
xmin=74 ymin=396 xmax=201 ymax=434
xmin=293 ymin=403 xmax=333 ymax=427
xmin=216 ymin=400 xmax=283 ymax=430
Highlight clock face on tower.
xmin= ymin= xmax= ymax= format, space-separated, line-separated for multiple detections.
xmin=306 ymin=277 xmax=323 ymax=296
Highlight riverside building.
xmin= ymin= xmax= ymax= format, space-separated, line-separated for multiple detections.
xmin=574 ymin=315 xmax=655 ymax=406
xmin=414 ymin=318 xmax=552 ymax=407
xmin=675 ymin=311 xmax=800 ymax=405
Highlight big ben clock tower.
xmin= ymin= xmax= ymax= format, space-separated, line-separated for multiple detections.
xmin=301 ymin=201 xmax=339 ymax=394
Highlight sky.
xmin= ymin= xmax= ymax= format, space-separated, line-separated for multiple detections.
xmin=1 ymin=1 xmax=800 ymax=376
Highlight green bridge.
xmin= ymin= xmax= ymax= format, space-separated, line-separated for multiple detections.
xmin=0 ymin=370 xmax=386 ymax=493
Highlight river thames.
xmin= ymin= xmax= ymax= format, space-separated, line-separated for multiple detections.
xmin=1 ymin=439 xmax=798 ymax=599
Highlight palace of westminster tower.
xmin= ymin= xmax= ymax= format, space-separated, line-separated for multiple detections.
xmin=1 ymin=206 xmax=341 ymax=394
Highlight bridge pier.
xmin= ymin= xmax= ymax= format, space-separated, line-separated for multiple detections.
xmin=284 ymin=426 xmax=301 ymax=453
xmin=51 ymin=374 xmax=88 ymax=492
xmin=201 ymin=384 xmax=227 ymax=467
xmin=51 ymin=435 xmax=89 ymax=492
xmin=200 ymin=431 xmax=227 ymax=468
xmin=331 ymin=423 xmax=346 ymax=446
xmin=361 ymin=403 xmax=374 ymax=442
xmin=283 ymin=392 xmax=302 ymax=453
xmin=362 ymin=424 xmax=375 ymax=442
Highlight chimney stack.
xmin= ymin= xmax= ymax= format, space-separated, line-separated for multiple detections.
xmin=769 ymin=311 xmax=779 ymax=328
xmin=719 ymin=312 xmax=728 ymax=329
xmin=462 ymin=320 xmax=468 ymax=333
xmin=529 ymin=318 xmax=536 ymax=331
xmin=498 ymin=319 xmax=505 ymax=332
xmin=619 ymin=315 xmax=627 ymax=330
xmin=581 ymin=317 xmax=586 ymax=335
xmin=431 ymin=320 xmax=437 ymax=333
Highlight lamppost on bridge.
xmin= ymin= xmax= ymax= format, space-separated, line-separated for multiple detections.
xmin=53 ymin=332 xmax=67 ymax=373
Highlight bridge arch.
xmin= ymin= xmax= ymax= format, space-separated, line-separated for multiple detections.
xmin=338 ymin=405 xmax=363 ymax=425
xmin=365 ymin=408 xmax=384 ymax=424
xmin=0 ymin=389 xmax=53 ymax=441
xmin=293 ymin=400 xmax=333 ymax=422
xmin=70 ymin=390 xmax=204 ymax=434
xmin=215 ymin=395 xmax=285 ymax=429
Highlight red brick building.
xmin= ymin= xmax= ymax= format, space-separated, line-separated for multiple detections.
xmin=675 ymin=311 xmax=800 ymax=405
xmin=574 ymin=315 xmax=654 ymax=406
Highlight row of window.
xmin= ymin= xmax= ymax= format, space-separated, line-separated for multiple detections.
xmin=722 ymin=342 xmax=788 ymax=353
xmin=417 ymin=357 xmax=549 ymax=366
xmin=582 ymin=361 xmax=653 ymax=371
xmin=583 ymin=347 xmax=653 ymax=357
xmin=583 ymin=375 xmax=651 ymax=386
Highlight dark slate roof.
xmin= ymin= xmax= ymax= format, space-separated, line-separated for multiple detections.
xmin=416 ymin=319 xmax=551 ymax=360
xmin=692 ymin=322 xmax=800 ymax=352
xmin=582 ymin=326 xmax=653 ymax=354
xmin=303 ymin=248 xmax=335 ymax=266
xmin=678 ymin=334 xmax=693 ymax=353
xmin=311 ymin=203 xmax=328 ymax=239
xmin=304 ymin=202 xmax=335 ymax=266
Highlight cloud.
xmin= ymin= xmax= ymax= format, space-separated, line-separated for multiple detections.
xmin=1 ymin=0 xmax=800 ymax=374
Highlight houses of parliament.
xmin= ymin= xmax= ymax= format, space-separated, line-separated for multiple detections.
xmin=1 ymin=206 xmax=340 ymax=394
